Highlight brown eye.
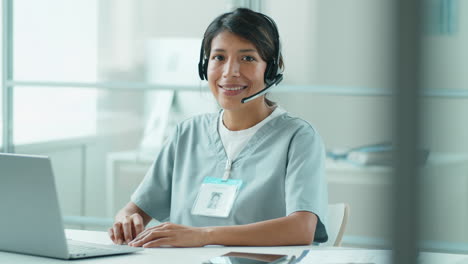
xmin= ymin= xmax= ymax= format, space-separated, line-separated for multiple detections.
xmin=212 ymin=55 xmax=224 ymax=61
xmin=242 ymin=56 xmax=256 ymax=62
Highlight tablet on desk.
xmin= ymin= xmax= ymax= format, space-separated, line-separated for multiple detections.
xmin=206 ymin=251 xmax=288 ymax=264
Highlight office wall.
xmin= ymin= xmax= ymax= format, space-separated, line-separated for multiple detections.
xmin=422 ymin=0 xmax=468 ymax=91
xmin=268 ymin=0 xmax=395 ymax=148
xmin=272 ymin=0 xmax=468 ymax=153
xmin=421 ymin=98 xmax=468 ymax=153
xmin=421 ymin=0 xmax=468 ymax=153
xmin=263 ymin=0 xmax=318 ymax=84
xmin=313 ymin=0 xmax=396 ymax=91
xmin=270 ymin=93 xmax=393 ymax=149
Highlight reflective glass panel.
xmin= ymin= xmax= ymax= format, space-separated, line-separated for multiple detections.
xmin=13 ymin=0 xmax=98 ymax=82
xmin=13 ymin=0 xmax=226 ymax=83
xmin=13 ymin=86 xmax=97 ymax=145
xmin=265 ymin=0 xmax=396 ymax=249
xmin=263 ymin=0 xmax=395 ymax=93
xmin=419 ymin=0 xmax=468 ymax=257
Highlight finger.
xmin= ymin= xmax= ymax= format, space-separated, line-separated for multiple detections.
xmin=132 ymin=214 xmax=145 ymax=236
xmin=122 ymin=216 xmax=133 ymax=243
xmin=130 ymin=231 xmax=155 ymax=247
xmin=131 ymin=230 xmax=171 ymax=247
xmin=133 ymin=227 xmax=151 ymax=241
xmin=131 ymin=223 xmax=136 ymax=239
xmin=132 ymin=223 xmax=169 ymax=243
xmin=133 ymin=224 xmax=163 ymax=240
xmin=142 ymin=237 xmax=174 ymax=248
xmin=113 ymin=222 xmax=124 ymax=244
xmin=107 ymin=228 xmax=115 ymax=242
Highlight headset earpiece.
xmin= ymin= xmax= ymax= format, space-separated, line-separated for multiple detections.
xmin=198 ymin=39 xmax=208 ymax=80
xmin=261 ymin=14 xmax=283 ymax=88
xmin=198 ymin=59 xmax=208 ymax=81
xmin=202 ymin=59 xmax=208 ymax=80
xmin=264 ymin=60 xmax=280 ymax=87
xmin=198 ymin=61 xmax=204 ymax=80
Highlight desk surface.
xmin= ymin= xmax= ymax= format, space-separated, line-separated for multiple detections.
xmin=1 ymin=229 xmax=467 ymax=263
xmin=0 ymin=229 xmax=311 ymax=264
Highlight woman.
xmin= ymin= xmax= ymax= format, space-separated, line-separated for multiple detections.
xmin=109 ymin=8 xmax=328 ymax=247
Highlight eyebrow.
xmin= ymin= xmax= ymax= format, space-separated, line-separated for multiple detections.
xmin=212 ymin=48 xmax=258 ymax=53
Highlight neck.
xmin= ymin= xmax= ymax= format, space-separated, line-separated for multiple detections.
xmin=222 ymin=100 xmax=275 ymax=131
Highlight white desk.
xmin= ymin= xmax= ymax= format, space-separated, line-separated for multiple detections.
xmin=0 ymin=229 xmax=309 ymax=263
xmin=1 ymin=229 xmax=468 ymax=263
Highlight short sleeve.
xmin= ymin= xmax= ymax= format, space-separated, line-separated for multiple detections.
xmin=130 ymin=125 xmax=178 ymax=222
xmin=284 ymin=125 xmax=328 ymax=243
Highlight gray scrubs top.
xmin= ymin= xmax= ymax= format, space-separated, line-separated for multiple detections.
xmin=131 ymin=111 xmax=329 ymax=243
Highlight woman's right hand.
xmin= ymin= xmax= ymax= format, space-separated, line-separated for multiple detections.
xmin=108 ymin=213 xmax=145 ymax=245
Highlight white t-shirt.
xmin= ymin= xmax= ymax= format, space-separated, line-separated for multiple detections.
xmin=219 ymin=107 xmax=286 ymax=161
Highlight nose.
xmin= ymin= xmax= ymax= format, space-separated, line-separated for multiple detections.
xmin=222 ymin=58 xmax=241 ymax=78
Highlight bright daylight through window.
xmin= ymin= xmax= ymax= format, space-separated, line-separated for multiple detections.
xmin=12 ymin=0 xmax=97 ymax=144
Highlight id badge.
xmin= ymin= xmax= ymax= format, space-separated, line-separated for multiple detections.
xmin=191 ymin=177 xmax=243 ymax=218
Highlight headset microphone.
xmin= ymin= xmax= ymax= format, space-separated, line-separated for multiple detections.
xmin=240 ymin=74 xmax=283 ymax=103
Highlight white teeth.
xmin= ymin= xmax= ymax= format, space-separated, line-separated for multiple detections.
xmin=223 ymin=86 xmax=246 ymax=91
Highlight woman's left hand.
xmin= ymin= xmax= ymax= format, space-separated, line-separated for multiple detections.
xmin=128 ymin=222 xmax=210 ymax=248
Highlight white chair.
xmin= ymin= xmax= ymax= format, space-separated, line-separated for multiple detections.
xmin=321 ymin=203 xmax=350 ymax=247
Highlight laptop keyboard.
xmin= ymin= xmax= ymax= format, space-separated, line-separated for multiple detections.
xmin=67 ymin=240 xmax=127 ymax=257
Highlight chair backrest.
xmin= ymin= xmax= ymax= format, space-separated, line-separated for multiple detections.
xmin=321 ymin=203 xmax=350 ymax=247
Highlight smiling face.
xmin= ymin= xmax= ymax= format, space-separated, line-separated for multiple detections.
xmin=207 ymin=31 xmax=267 ymax=112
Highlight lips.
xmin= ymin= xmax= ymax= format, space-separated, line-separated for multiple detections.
xmin=218 ymin=84 xmax=248 ymax=96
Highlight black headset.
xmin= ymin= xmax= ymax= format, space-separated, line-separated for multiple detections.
xmin=198 ymin=12 xmax=283 ymax=103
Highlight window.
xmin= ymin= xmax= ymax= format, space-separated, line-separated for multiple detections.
xmin=13 ymin=0 xmax=98 ymax=144
xmin=13 ymin=87 xmax=97 ymax=144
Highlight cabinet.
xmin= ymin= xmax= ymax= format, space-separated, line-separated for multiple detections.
xmin=106 ymin=151 xmax=153 ymax=217
xmin=327 ymin=153 xmax=468 ymax=246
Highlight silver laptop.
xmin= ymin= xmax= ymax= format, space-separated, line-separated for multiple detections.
xmin=0 ymin=153 xmax=143 ymax=259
